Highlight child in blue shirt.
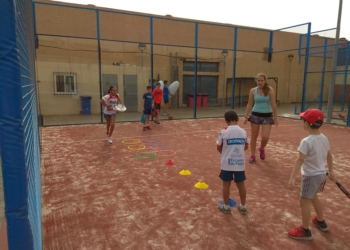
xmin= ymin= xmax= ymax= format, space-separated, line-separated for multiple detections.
xmin=142 ymin=86 xmax=154 ymax=131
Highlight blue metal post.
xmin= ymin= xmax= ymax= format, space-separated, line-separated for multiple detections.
xmin=150 ymin=17 xmax=154 ymax=91
xmin=32 ymin=0 xmax=43 ymax=127
xmin=230 ymin=27 xmax=237 ymax=109
xmin=298 ymin=34 xmax=303 ymax=64
xmin=149 ymin=17 xmax=154 ymax=91
xmin=31 ymin=0 xmax=37 ymax=38
xmin=149 ymin=17 xmax=154 ymax=121
xmin=193 ymin=23 xmax=198 ymax=118
xmin=341 ymin=41 xmax=349 ymax=110
xmin=268 ymin=31 xmax=273 ymax=63
xmin=301 ymin=23 xmax=311 ymax=112
xmin=96 ymin=10 xmax=103 ymax=123
xmin=319 ymin=38 xmax=328 ymax=110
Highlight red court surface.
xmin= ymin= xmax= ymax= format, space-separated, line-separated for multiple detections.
xmin=0 ymin=219 xmax=8 ymax=250
xmin=41 ymin=118 xmax=350 ymax=250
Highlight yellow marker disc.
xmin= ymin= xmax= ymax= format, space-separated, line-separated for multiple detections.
xmin=179 ymin=170 xmax=191 ymax=176
xmin=194 ymin=181 xmax=208 ymax=189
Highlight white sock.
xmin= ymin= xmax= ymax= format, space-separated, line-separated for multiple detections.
xmin=240 ymin=204 xmax=246 ymax=208
xmin=224 ymin=204 xmax=230 ymax=209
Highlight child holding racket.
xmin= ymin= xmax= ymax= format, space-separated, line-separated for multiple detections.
xmin=100 ymin=85 xmax=124 ymax=144
xmin=287 ymin=109 xmax=335 ymax=240
xmin=217 ymin=110 xmax=249 ymax=215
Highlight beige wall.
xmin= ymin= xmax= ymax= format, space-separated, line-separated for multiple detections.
xmin=36 ymin=58 xmax=149 ymax=115
xmin=34 ymin=0 xmax=346 ymax=116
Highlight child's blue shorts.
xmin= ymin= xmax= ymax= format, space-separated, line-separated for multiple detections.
xmin=219 ymin=170 xmax=246 ymax=183
xmin=143 ymin=108 xmax=152 ymax=115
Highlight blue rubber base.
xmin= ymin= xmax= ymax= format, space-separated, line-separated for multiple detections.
xmin=221 ymin=198 xmax=237 ymax=207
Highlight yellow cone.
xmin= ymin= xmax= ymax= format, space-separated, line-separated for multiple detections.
xmin=194 ymin=181 xmax=208 ymax=189
xmin=179 ymin=170 xmax=191 ymax=176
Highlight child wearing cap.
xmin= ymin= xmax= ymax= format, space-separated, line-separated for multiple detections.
xmin=287 ymin=109 xmax=335 ymax=241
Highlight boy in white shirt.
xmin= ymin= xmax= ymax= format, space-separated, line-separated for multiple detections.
xmin=217 ymin=110 xmax=249 ymax=215
xmin=288 ymin=109 xmax=335 ymax=240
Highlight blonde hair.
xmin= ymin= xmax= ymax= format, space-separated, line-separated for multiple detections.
xmin=256 ymin=73 xmax=270 ymax=96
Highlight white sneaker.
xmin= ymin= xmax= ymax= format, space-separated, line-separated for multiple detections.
xmin=108 ymin=138 xmax=113 ymax=144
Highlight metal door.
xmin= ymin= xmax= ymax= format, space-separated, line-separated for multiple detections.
xmin=199 ymin=76 xmax=218 ymax=102
xmin=182 ymin=75 xmax=195 ymax=104
xmin=102 ymin=74 xmax=118 ymax=96
xmin=183 ymin=75 xmax=218 ymax=104
xmin=123 ymin=74 xmax=138 ymax=112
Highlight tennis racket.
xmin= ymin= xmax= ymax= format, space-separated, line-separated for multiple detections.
xmin=327 ymin=173 xmax=350 ymax=199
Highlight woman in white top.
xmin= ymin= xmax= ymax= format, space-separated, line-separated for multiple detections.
xmin=100 ymin=85 xmax=124 ymax=144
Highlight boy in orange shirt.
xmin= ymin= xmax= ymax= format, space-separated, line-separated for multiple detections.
xmin=152 ymin=82 xmax=163 ymax=124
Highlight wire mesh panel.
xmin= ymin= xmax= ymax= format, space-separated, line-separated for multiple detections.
xmin=35 ymin=3 xmax=96 ymax=39
xmin=99 ymin=11 xmax=149 ymax=43
xmin=195 ymin=24 xmax=234 ymax=117
xmin=298 ymin=28 xmax=350 ymax=124
xmin=234 ymin=28 xmax=271 ymax=110
xmin=0 ymin=0 xmax=41 ymax=249
xmin=31 ymin=2 xmax=349 ymax=126
xmin=35 ymin=2 xmax=100 ymax=125
xmin=270 ymin=24 xmax=310 ymax=115
xmin=36 ymin=35 xmax=101 ymax=125
xmin=336 ymin=42 xmax=350 ymax=112
xmin=152 ymin=18 xmax=195 ymax=119
xmin=101 ymin=40 xmax=151 ymax=121
xmin=298 ymin=29 xmax=335 ymax=112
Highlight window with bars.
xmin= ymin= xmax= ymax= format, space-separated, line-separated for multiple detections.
xmin=53 ymin=72 xmax=77 ymax=94
xmin=183 ymin=61 xmax=219 ymax=72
